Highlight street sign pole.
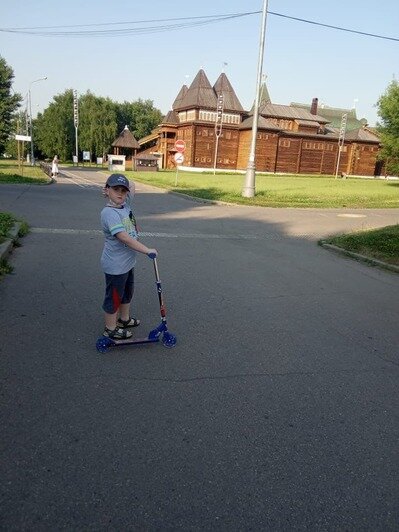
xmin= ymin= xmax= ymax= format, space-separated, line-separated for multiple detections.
xmin=174 ymin=152 xmax=184 ymax=186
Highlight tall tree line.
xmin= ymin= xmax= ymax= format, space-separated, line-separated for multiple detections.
xmin=0 ymin=56 xmax=22 ymax=155
xmin=0 ymin=55 xmax=163 ymax=161
xmin=34 ymin=90 xmax=163 ymax=161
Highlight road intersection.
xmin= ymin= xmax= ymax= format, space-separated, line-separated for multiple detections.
xmin=1 ymin=168 xmax=398 ymax=529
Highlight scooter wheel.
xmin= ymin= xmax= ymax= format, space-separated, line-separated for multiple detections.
xmin=96 ymin=337 xmax=114 ymax=353
xmin=162 ymin=332 xmax=177 ymax=348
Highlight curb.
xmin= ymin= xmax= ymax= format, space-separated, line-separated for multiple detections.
xmin=319 ymin=241 xmax=399 ymax=274
xmin=0 ymin=222 xmax=22 ymax=262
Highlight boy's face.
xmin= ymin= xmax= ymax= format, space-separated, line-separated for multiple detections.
xmin=106 ymin=185 xmax=129 ymax=206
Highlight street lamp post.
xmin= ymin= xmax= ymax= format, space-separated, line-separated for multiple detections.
xmin=242 ymin=0 xmax=268 ymax=198
xmin=29 ymin=77 xmax=47 ymax=165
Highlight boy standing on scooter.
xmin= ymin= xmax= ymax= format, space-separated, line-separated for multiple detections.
xmin=100 ymin=174 xmax=157 ymax=339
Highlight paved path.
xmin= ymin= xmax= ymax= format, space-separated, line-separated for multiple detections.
xmin=1 ymin=169 xmax=398 ymax=530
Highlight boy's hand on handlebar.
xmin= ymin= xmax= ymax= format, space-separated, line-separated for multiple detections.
xmin=147 ymin=249 xmax=158 ymax=259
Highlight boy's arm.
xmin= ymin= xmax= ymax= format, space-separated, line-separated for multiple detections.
xmin=116 ymin=231 xmax=157 ymax=257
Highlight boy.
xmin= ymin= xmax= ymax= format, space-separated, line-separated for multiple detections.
xmin=100 ymin=173 xmax=157 ymax=339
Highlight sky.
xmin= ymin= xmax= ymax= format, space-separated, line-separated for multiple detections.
xmin=1 ymin=0 xmax=398 ymax=127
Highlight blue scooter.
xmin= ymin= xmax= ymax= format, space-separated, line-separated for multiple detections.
xmin=96 ymin=254 xmax=177 ymax=353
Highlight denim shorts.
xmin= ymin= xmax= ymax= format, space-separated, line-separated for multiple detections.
xmin=102 ymin=269 xmax=134 ymax=313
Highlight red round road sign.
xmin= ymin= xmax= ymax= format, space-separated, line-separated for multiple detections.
xmin=174 ymin=140 xmax=186 ymax=153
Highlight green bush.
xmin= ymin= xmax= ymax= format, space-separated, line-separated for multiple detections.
xmin=0 ymin=212 xmax=15 ymax=239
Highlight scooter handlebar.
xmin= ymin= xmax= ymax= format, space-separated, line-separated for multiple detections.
xmin=148 ymin=252 xmax=157 ymax=259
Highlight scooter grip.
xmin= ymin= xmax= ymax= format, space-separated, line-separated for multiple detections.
xmin=148 ymin=252 xmax=157 ymax=259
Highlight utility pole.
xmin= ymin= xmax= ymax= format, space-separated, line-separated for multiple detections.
xmin=242 ymin=0 xmax=268 ymax=198
xmin=213 ymin=93 xmax=224 ymax=175
xmin=73 ymin=89 xmax=79 ymax=164
xmin=335 ymin=113 xmax=348 ymax=178
xmin=28 ymin=77 xmax=47 ymax=165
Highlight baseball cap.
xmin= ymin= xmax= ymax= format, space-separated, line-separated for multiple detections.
xmin=106 ymin=173 xmax=130 ymax=190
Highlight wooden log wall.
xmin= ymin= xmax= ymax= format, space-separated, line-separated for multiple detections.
xmin=191 ymin=125 xmax=239 ymax=169
xmin=348 ymin=143 xmax=379 ymax=175
xmin=156 ymin=122 xmax=380 ymax=175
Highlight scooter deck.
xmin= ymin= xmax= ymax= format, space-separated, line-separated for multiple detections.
xmin=96 ymin=335 xmax=159 ymax=353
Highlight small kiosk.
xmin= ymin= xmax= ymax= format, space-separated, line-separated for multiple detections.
xmin=133 ymin=154 xmax=159 ymax=171
xmin=108 ymin=154 xmax=126 ymax=171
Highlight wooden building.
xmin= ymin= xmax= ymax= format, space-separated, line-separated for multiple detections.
xmin=111 ymin=125 xmax=140 ymax=170
xmin=138 ymin=70 xmax=381 ymax=176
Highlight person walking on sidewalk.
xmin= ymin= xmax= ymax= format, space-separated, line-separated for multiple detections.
xmin=100 ymin=173 xmax=157 ymax=339
xmin=51 ymin=155 xmax=59 ymax=177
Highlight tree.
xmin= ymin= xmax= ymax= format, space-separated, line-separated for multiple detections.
xmin=0 ymin=55 xmax=21 ymax=155
xmin=115 ymin=99 xmax=163 ymax=140
xmin=79 ymin=92 xmax=118 ymax=159
xmin=34 ymin=89 xmax=163 ymax=161
xmin=5 ymin=110 xmax=30 ymax=159
xmin=377 ymin=80 xmax=399 ymax=175
xmin=35 ymin=90 xmax=75 ymax=161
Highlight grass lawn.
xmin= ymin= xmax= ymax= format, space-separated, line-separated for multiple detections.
xmin=0 ymin=211 xmax=29 ymax=276
xmin=323 ymin=225 xmax=399 ymax=266
xmin=0 ymin=159 xmax=50 ymax=184
xmin=125 ymin=170 xmax=399 ymax=209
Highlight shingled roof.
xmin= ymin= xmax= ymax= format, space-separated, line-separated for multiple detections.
xmin=239 ymin=115 xmax=281 ymax=131
xmin=291 ymin=102 xmax=367 ymax=131
xmin=213 ymin=73 xmax=244 ymax=112
xmin=250 ymin=80 xmax=271 ymax=113
xmin=112 ymin=125 xmax=140 ymax=149
xmin=345 ymin=127 xmax=380 ymax=143
xmin=162 ymin=110 xmax=179 ymax=125
xmin=259 ymin=102 xmax=330 ymax=124
xmin=172 ymin=85 xmax=188 ymax=110
xmin=175 ymin=69 xmax=218 ymax=110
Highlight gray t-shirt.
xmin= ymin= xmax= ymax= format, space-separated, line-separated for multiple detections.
xmin=100 ymin=203 xmax=138 ymax=275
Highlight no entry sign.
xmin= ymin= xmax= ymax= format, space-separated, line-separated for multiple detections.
xmin=174 ymin=140 xmax=186 ymax=153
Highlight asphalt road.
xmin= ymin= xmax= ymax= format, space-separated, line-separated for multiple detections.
xmin=1 ymin=168 xmax=399 ymax=530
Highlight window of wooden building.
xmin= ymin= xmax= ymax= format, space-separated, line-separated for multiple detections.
xmin=279 ymin=139 xmax=291 ymax=148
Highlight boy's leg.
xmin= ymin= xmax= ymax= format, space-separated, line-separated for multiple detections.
xmin=102 ymin=272 xmax=133 ymax=338
xmin=119 ymin=303 xmax=131 ymax=322
xmin=117 ymin=270 xmax=140 ymax=327
xmin=104 ymin=310 xmax=119 ymax=331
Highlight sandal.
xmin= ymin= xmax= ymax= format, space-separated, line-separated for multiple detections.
xmin=117 ymin=317 xmax=140 ymax=328
xmin=103 ymin=327 xmax=132 ymax=339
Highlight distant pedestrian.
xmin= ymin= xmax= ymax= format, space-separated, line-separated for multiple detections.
xmin=51 ymin=155 xmax=59 ymax=177
xmin=100 ymin=173 xmax=158 ymax=339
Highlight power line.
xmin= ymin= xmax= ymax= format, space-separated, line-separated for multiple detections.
xmin=269 ymin=11 xmax=399 ymax=43
xmin=0 ymin=13 xmax=255 ymax=38
xmin=1 ymin=12 xmax=260 ymax=30
xmin=0 ymin=10 xmax=398 ymax=42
